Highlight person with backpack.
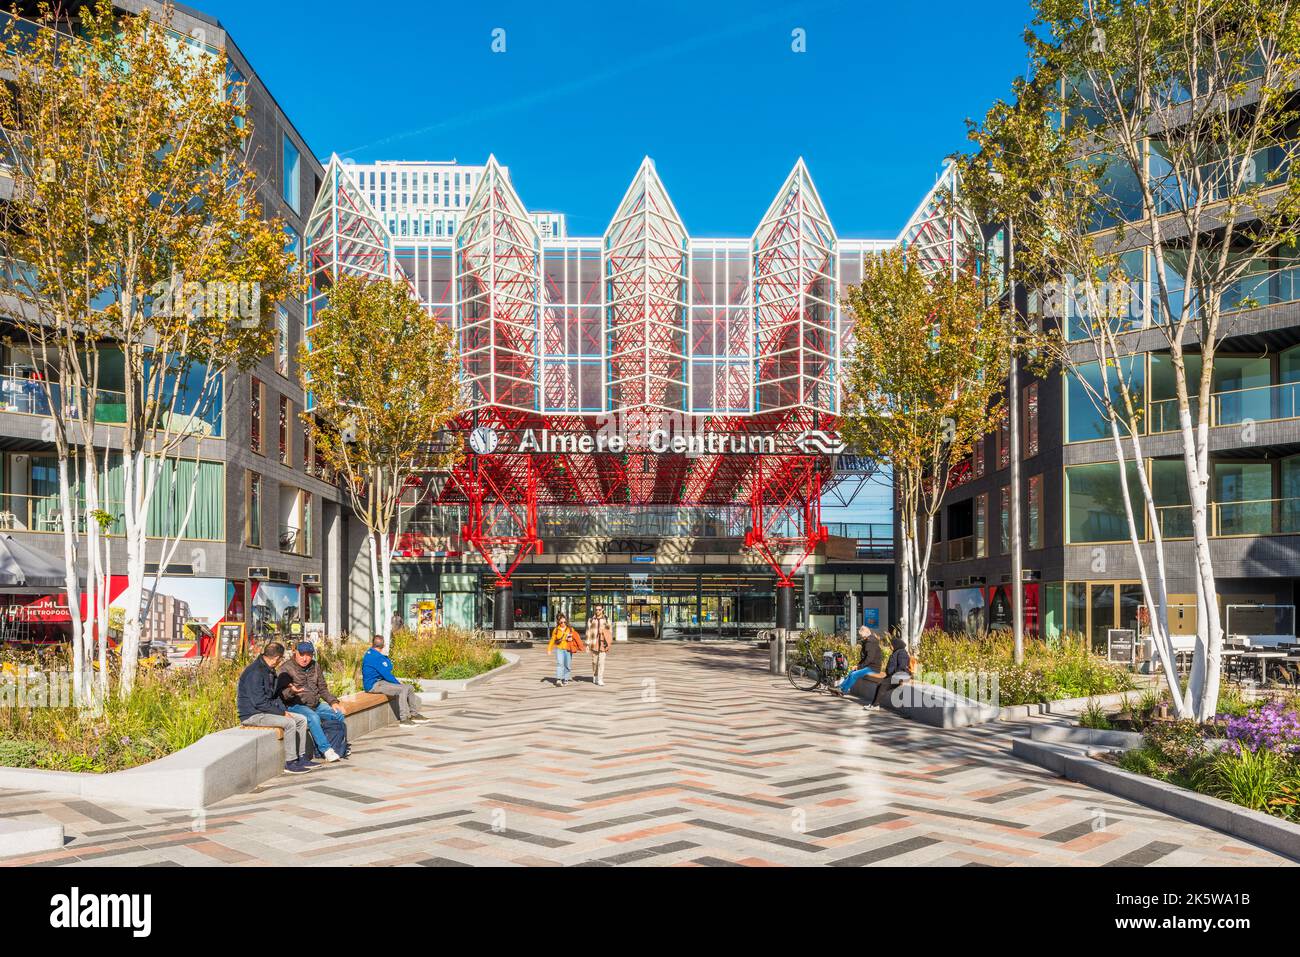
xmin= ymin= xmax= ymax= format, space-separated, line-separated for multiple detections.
xmin=586 ymin=605 xmax=612 ymax=686
xmin=547 ymin=612 xmax=585 ymax=687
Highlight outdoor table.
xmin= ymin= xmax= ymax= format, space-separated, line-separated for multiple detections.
xmin=1242 ymin=650 xmax=1287 ymax=684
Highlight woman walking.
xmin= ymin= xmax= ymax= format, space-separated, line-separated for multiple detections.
xmin=587 ymin=605 xmax=612 ymax=686
xmin=547 ymin=612 xmax=584 ymax=687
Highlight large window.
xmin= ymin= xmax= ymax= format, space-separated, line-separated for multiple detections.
xmin=250 ymin=378 xmax=265 ymax=455
xmin=1023 ymin=382 xmax=1039 ymax=458
xmin=1028 ymin=475 xmax=1043 ymax=550
xmin=1215 ymin=461 xmax=1273 ymax=536
xmin=999 ymin=486 xmax=1010 ymax=555
xmin=282 ymin=135 xmax=301 ymax=213
xmin=1152 ymin=459 xmax=1191 ymax=538
xmin=276 ymin=306 xmax=290 ymax=377
xmin=1065 ymin=357 xmax=1145 ymax=443
xmin=997 ymin=408 xmax=1010 ymax=470
xmin=1066 ymin=462 xmax=1144 ymax=544
xmin=245 ymin=471 xmax=262 ymax=548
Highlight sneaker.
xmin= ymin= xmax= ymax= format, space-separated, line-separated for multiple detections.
xmin=322 ymin=748 xmax=342 ymax=763
xmin=285 ymin=759 xmax=318 ymax=774
xmin=408 ymin=714 xmax=432 ymax=723
xmin=399 ymin=719 xmax=417 ymax=727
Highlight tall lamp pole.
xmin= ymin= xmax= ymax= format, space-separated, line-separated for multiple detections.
xmin=1008 ymin=222 xmax=1024 ymax=665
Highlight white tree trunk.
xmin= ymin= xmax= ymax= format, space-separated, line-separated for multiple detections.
xmin=380 ymin=532 xmax=394 ymax=651
xmin=54 ymin=457 xmax=86 ymax=707
xmin=1178 ymin=408 xmax=1222 ymax=722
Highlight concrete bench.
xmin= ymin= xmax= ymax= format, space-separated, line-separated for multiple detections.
xmin=246 ymin=691 xmax=399 ymax=740
xmin=0 ymin=817 xmax=65 ymax=858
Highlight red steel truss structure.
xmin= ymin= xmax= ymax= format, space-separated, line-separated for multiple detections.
xmin=304 ymin=154 xmax=931 ymax=593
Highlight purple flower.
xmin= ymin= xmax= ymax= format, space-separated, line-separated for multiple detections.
xmin=1225 ymin=704 xmax=1300 ymax=755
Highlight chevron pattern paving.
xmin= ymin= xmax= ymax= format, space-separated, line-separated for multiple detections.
xmin=0 ymin=643 xmax=1292 ymax=867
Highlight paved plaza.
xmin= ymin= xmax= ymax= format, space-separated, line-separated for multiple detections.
xmin=0 ymin=643 xmax=1292 ymax=867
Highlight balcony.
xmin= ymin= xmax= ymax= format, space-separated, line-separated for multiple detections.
xmin=1150 ymin=381 xmax=1300 ymax=434
xmin=0 ymin=374 xmax=222 ymax=435
xmin=946 ymin=536 xmax=975 ymax=562
xmin=1153 ymin=496 xmax=1300 ymax=540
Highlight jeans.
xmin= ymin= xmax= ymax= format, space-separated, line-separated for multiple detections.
xmin=289 ymin=701 xmax=346 ymax=754
xmin=555 ymin=648 xmax=573 ymax=682
xmin=241 ymin=711 xmax=308 ymax=763
xmin=840 ymin=667 xmax=882 ymax=694
xmin=591 ymin=650 xmax=607 ymax=683
xmin=370 ymin=680 xmax=422 ymax=720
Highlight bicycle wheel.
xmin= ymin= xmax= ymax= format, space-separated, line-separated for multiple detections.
xmin=786 ymin=655 xmax=822 ymax=691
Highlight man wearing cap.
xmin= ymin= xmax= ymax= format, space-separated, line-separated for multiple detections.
xmin=279 ymin=641 xmax=348 ymax=763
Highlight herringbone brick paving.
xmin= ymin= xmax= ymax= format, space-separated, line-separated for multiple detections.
xmin=0 ymin=643 xmax=1292 ymax=866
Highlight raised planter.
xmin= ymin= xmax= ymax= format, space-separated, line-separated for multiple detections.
xmin=1012 ymin=737 xmax=1300 ymax=862
xmin=413 ymin=651 xmax=519 ymax=694
xmin=850 ymin=678 xmax=1002 ymax=729
xmin=997 ymin=690 xmax=1143 ymax=722
xmin=0 ymin=817 xmax=65 ymax=858
xmin=0 ymin=692 xmax=405 ymax=812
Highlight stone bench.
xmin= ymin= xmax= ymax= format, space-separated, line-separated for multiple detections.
xmin=246 ymin=691 xmax=400 ymax=741
xmin=849 ymin=673 xmax=1002 ymax=728
xmin=0 ymin=817 xmax=65 ymax=859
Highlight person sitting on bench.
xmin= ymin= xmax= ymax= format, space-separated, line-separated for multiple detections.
xmin=237 ymin=642 xmax=317 ymax=774
xmin=280 ymin=641 xmax=348 ymax=763
xmin=362 ymin=634 xmax=430 ymax=726
xmin=832 ymin=627 xmax=885 ymax=699
xmin=880 ymin=635 xmax=914 ymax=705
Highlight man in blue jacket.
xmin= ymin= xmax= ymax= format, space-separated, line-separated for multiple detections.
xmin=362 ymin=635 xmax=430 ymax=726
xmin=237 ymin=642 xmax=317 ymax=774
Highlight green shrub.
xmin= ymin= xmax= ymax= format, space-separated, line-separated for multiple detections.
xmin=1194 ymin=749 xmax=1300 ymax=821
xmin=1079 ymin=699 xmax=1113 ymax=731
xmin=915 ymin=630 xmax=1132 ymax=706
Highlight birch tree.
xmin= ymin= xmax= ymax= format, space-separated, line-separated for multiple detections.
xmin=840 ymin=249 xmax=1009 ymax=650
xmin=0 ymin=1 xmax=293 ymax=696
xmin=298 ymin=275 xmax=460 ymax=650
xmin=962 ymin=0 xmax=1300 ymax=720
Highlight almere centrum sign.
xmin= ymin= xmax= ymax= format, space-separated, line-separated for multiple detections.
xmin=467 ymin=423 xmax=844 ymax=456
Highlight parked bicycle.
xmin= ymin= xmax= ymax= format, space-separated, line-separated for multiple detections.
xmin=785 ymin=637 xmax=850 ymax=692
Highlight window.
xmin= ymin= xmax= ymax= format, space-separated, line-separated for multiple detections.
xmin=276 ymin=307 xmax=289 ymax=376
xmin=972 ymin=437 xmax=985 ymax=478
xmin=250 ymin=378 xmax=265 ymax=454
xmin=1023 ymin=382 xmax=1039 ymax=458
xmin=1028 ymin=474 xmax=1043 ymax=549
xmin=245 ymin=471 xmax=262 ymax=548
xmin=278 ymin=395 xmax=290 ymax=465
xmin=997 ymin=408 xmax=1010 ymax=470
xmin=282 ymin=135 xmax=301 ymax=213
xmin=1066 ymin=357 xmax=1146 ymax=442
xmin=999 ymin=486 xmax=1011 ymax=554
xmin=1066 ymin=462 xmax=1145 ymax=543
xmin=975 ymin=493 xmax=988 ymax=559
xmin=303 ymin=416 xmax=314 ymax=472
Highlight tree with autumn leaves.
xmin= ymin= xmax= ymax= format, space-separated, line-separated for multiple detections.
xmin=0 ymin=1 xmax=294 ymax=699
xmin=298 ymin=275 xmax=461 ymax=650
xmin=840 ymin=250 xmax=1010 ymax=650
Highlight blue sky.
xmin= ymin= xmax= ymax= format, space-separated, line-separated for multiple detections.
xmin=208 ymin=0 xmax=1034 ymax=239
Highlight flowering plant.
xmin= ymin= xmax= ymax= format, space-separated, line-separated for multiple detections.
xmin=1223 ymin=704 xmax=1300 ymax=755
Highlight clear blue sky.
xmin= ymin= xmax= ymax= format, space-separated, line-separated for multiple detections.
xmin=206 ymin=0 xmax=1034 ymax=239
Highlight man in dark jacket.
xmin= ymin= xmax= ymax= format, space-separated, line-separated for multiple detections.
xmin=237 ymin=642 xmax=315 ymax=774
xmin=280 ymin=641 xmax=348 ymax=763
xmin=832 ymin=627 xmax=886 ymax=699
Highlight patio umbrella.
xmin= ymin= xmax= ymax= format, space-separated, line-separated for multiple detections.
xmin=0 ymin=535 xmax=69 ymax=589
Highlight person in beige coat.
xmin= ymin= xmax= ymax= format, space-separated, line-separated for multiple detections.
xmin=587 ymin=605 xmax=613 ymax=686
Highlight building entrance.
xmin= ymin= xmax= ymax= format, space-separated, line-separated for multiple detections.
xmin=510 ymin=572 xmax=777 ymax=641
